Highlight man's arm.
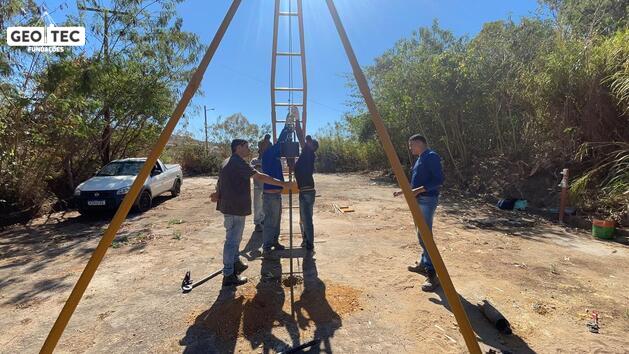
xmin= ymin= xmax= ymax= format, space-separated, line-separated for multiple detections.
xmin=210 ymin=178 xmax=220 ymax=202
xmin=210 ymin=163 xmax=223 ymax=202
xmin=263 ymin=126 xmax=290 ymax=161
xmin=295 ymin=119 xmax=305 ymax=149
xmin=422 ymin=154 xmax=444 ymax=192
xmin=253 ymin=171 xmax=291 ymax=188
xmin=292 ymin=106 xmax=305 ymax=148
xmin=263 ymin=141 xmax=281 ymax=161
xmin=394 ymin=156 xmax=443 ymax=197
xmin=277 ymin=125 xmax=291 ymax=144
xmin=393 ymin=186 xmax=425 ymax=197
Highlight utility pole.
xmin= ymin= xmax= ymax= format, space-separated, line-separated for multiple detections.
xmin=204 ymin=106 xmax=214 ymax=156
xmin=78 ymin=6 xmax=130 ymax=164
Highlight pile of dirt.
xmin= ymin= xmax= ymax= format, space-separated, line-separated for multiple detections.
xmin=315 ymin=282 xmax=362 ymax=316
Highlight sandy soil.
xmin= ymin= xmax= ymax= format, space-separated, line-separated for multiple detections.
xmin=1 ymin=173 xmax=628 ymax=353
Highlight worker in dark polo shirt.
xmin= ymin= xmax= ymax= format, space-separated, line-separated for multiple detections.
xmin=294 ymin=118 xmax=318 ymax=251
xmin=211 ymin=139 xmax=292 ymax=287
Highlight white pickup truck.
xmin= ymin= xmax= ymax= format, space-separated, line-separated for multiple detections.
xmin=74 ymin=158 xmax=182 ymax=214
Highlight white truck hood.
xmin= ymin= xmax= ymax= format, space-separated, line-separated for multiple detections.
xmin=77 ymin=175 xmax=148 ymax=192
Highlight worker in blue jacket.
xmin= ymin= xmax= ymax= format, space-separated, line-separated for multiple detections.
xmin=261 ymin=124 xmax=291 ymax=257
xmin=393 ymin=134 xmax=444 ymax=292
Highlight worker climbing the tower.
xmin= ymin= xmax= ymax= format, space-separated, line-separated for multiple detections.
xmin=293 ymin=107 xmax=318 ymax=252
xmin=261 ymin=122 xmax=292 ymax=258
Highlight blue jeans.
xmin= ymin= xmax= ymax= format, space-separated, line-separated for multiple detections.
xmin=416 ymin=195 xmax=438 ymax=274
xmin=223 ymin=214 xmax=246 ymax=276
xmin=253 ymin=180 xmax=265 ymax=225
xmin=262 ymin=193 xmax=282 ymax=251
xmin=299 ymin=191 xmax=316 ymax=248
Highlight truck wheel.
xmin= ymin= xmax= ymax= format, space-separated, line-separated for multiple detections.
xmin=171 ymin=179 xmax=181 ymax=197
xmin=137 ymin=191 xmax=152 ymax=212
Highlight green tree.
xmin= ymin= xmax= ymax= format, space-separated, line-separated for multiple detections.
xmin=209 ymin=113 xmax=271 ymax=157
xmin=0 ymin=0 xmax=203 ymax=221
xmin=541 ymin=0 xmax=628 ymax=38
xmin=330 ymin=4 xmax=628 ymax=220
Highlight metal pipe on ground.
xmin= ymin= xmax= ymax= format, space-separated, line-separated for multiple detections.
xmin=281 ymin=339 xmax=320 ymax=353
xmin=478 ymin=299 xmax=512 ymax=335
xmin=181 ymin=269 xmax=223 ymax=293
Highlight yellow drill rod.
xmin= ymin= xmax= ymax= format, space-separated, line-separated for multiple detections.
xmin=39 ymin=1 xmax=242 ymax=352
xmin=325 ymin=1 xmax=481 ymax=353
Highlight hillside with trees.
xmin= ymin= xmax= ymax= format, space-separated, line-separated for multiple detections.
xmin=1 ymin=0 xmax=627 ymax=225
xmin=316 ymin=0 xmax=628 ymax=224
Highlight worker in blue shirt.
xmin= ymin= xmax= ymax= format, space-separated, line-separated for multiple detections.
xmin=252 ymin=134 xmax=273 ymax=232
xmin=393 ymin=134 xmax=444 ymax=292
xmin=261 ymin=124 xmax=291 ymax=257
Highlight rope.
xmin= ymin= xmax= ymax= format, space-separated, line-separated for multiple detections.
xmin=288 ymin=0 xmax=295 ymax=110
xmin=287 ymin=0 xmax=295 ymax=283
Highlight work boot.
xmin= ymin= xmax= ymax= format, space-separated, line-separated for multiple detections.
xmin=234 ymin=260 xmax=248 ymax=275
xmin=273 ymin=242 xmax=286 ymax=250
xmin=421 ymin=274 xmax=440 ymax=292
xmin=222 ymin=273 xmax=247 ymax=287
xmin=254 ymin=224 xmax=263 ymax=232
xmin=408 ymin=262 xmax=429 ymax=276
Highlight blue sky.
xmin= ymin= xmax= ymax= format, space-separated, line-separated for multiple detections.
xmin=178 ymin=0 xmax=541 ymax=139
xmin=39 ymin=0 xmax=541 ymax=139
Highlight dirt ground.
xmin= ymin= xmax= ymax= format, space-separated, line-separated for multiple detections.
xmin=1 ymin=173 xmax=628 ymax=353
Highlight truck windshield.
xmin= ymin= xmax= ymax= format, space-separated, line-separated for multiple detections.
xmin=97 ymin=161 xmax=145 ymax=176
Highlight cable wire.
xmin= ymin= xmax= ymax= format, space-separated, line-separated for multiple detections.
xmin=288 ymin=0 xmax=293 ymax=107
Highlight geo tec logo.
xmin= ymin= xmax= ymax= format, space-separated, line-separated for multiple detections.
xmin=7 ymin=26 xmax=85 ymax=52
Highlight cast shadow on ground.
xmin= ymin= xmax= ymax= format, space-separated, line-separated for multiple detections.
xmin=0 ymin=194 xmax=178 ymax=307
xmin=180 ymin=286 xmax=243 ymax=353
xmin=292 ymin=253 xmax=341 ymax=353
xmin=180 ymin=252 xmax=341 ymax=353
xmin=240 ymin=230 xmax=263 ymax=261
xmin=0 ymin=217 xmax=147 ymax=280
xmin=440 ymin=193 xmax=629 ymax=247
xmin=0 ymin=219 xmax=107 ymax=282
xmin=242 ymin=257 xmax=299 ymax=353
xmin=5 ymin=275 xmax=72 ymax=306
xmin=429 ymin=289 xmax=535 ymax=354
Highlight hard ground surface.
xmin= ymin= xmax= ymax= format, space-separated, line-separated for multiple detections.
xmin=1 ymin=174 xmax=628 ymax=353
